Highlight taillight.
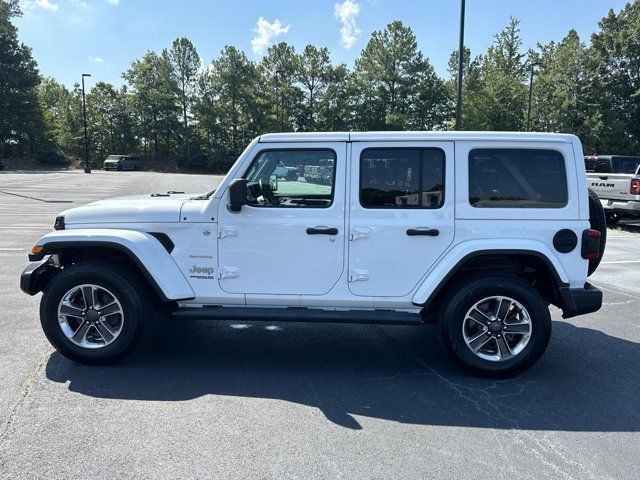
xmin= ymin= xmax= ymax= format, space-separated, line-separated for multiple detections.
xmin=582 ymin=229 xmax=601 ymax=260
xmin=631 ymin=179 xmax=640 ymax=195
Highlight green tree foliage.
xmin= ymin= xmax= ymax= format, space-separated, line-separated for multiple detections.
xmin=589 ymin=2 xmax=640 ymax=154
xmin=355 ymin=21 xmax=438 ymax=130
xmin=123 ymin=50 xmax=180 ymax=166
xmin=459 ymin=18 xmax=528 ymax=131
xmin=169 ymin=37 xmax=200 ymax=165
xmin=37 ymin=77 xmax=82 ymax=161
xmin=296 ymin=45 xmax=331 ymax=130
xmin=530 ymin=31 xmax=594 ymax=145
xmin=86 ymin=82 xmax=136 ymax=159
xmin=211 ymin=46 xmax=259 ymax=160
xmin=2 ymin=1 xmax=640 ymax=170
xmin=0 ymin=0 xmax=45 ymax=157
xmin=260 ymin=42 xmax=302 ymax=132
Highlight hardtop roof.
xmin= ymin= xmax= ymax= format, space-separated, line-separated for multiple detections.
xmin=259 ymin=131 xmax=575 ymax=143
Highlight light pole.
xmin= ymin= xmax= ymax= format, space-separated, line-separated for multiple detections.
xmin=454 ymin=0 xmax=466 ymax=131
xmin=527 ymin=62 xmax=541 ymax=132
xmin=81 ymin=73 xmax=91 ymax=173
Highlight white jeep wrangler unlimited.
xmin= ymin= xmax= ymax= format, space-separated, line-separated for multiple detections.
xmin=21 ymin=132 xmax=605 ymax=377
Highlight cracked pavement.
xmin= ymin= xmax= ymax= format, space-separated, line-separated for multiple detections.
xmin=0 ymin=170 xmax=639 ymax=479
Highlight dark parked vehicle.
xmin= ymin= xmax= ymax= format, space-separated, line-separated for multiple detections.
xmin=103 ymin=155 xmax=140 ymax=171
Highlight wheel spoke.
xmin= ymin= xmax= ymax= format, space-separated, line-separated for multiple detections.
xmin=100 ymin=302 xmax=120 ymax=316
xmin=496 ymin=336 xmax=512 ymax=359
xmin=496 ymin=298 xmax=512 ymax=321
xmin=466 ymin=330 xmax=486 ymax=345
xmin=469 ymin=308 xmax=492 ymax=326
xmin=468 ymin=333 xmax=492 ymax=352
xmin=72 ymin=322 xmax=90 ymax=343
xmin=59 ymin=304 xmax=84 ymax=318
xmin=81 ymin=286 xmax=95 ymax=309
xmin=505 ymin=323 xmax=530 ymax=334
xmin=95 ymin=321 xmax=114 ymax=343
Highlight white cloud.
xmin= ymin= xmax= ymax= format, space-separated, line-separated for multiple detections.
xmin=251 ymin=17 xmax=291 ymax=55
xmin=88 ymin=55 xmax=104 ymax=63
xmin=21 ymin=0 xmax=59 ymax=12
xmin=104 ymin=0 xmax=119 ymax=5
xmin=334 ymin=0 xmax=361 ymax=49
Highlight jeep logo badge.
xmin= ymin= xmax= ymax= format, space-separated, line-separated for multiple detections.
xmin=189 ymin=265 xmax=215 ymax=279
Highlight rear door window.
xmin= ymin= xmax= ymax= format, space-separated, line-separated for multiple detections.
xmin=469 ymin=149 xmax=568 ymax=208
xmin=360 ymin=148 xmax=445 ymax=208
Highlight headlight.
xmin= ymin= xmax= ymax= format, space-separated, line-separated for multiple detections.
xmin=54 ymin=215 xmax=65 ymax=230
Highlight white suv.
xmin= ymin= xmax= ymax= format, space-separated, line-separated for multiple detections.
xmin=21 ymin=132 xmax=605 ymax=377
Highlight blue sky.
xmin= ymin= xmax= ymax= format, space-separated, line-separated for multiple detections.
xmin=15 ymin=0 xmax=630 ymax=89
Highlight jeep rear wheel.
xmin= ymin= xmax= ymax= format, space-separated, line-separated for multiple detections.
xmin=439 ymin=275 xmax=551 ymax=377
xmin=40 ymin=261 xmax=151 ymax=364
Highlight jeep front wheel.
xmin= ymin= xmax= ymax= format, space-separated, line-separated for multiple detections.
xmin=439 ymin=275 xmax=551 ymax=377
xmin=40 ymin=261 xmax=151 ymax=364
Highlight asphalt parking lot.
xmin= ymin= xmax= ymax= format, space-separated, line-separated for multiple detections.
xmin=0 ymin=170 xmax=639 ymax=479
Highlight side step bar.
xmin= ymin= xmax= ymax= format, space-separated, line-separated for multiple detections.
xmin=172 ymin=306 xmax=424 ymax=326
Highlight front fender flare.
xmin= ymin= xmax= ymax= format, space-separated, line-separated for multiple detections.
xmin=411 ymin=239 xmax=570 ymax=306
xmin=29 ymin=229 xmax=195 ymax=301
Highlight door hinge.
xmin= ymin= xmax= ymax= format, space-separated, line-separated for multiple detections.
xmin=218 ymin=267 xmax=240 ymax=280
xmin=349 ymin=227 xmax=370 ymax=241
xmin=218 ymin=227 xmax=238 ymax=239
xmin=348 ymin=269 xmax=370 ymax=282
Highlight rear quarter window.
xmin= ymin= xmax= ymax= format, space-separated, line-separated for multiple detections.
xmin=469 ymin=148 xmax=568 ymax=208
xmin=612 ymin=156 xmax=640 ymax=174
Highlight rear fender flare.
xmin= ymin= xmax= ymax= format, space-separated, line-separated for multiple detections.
xmin=411 ymin=240 xmax=569 ymax=306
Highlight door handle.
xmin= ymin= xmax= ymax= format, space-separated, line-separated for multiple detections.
xmin=306 ymin=227 xmax=338 ymax=235
xmin=406 ymin=228 xmax=439 ymax=237
xmin=598 ymin=176 xmax=609 ymax=180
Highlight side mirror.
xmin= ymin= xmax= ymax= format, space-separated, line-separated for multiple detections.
xmin=227 ymin=178 xmax=248 ymax=212
xmin=269 ymin=174 xmax=278 ymax=192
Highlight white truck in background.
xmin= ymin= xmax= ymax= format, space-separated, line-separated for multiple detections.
xmin=586 ymin=155 xmax=640 ymax=224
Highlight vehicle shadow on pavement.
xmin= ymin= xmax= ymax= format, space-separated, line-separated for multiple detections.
xmin=610 ymin=223 xmax=640 ymax=234
xmin=45 ymin=319 xmax=640 ymax=432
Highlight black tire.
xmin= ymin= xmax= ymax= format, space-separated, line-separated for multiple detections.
xmin=287 ymin=171 xmax=298 ymax=181
xmin=605 ymin=210 xmax=621 ymax=225
xmin=587 ymin=188 xmax=607 ymax=276
xmin=439 ymin=275 xmax=552 ymax=378
xmin=40 ymin=261 xmax=152 ymax=364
